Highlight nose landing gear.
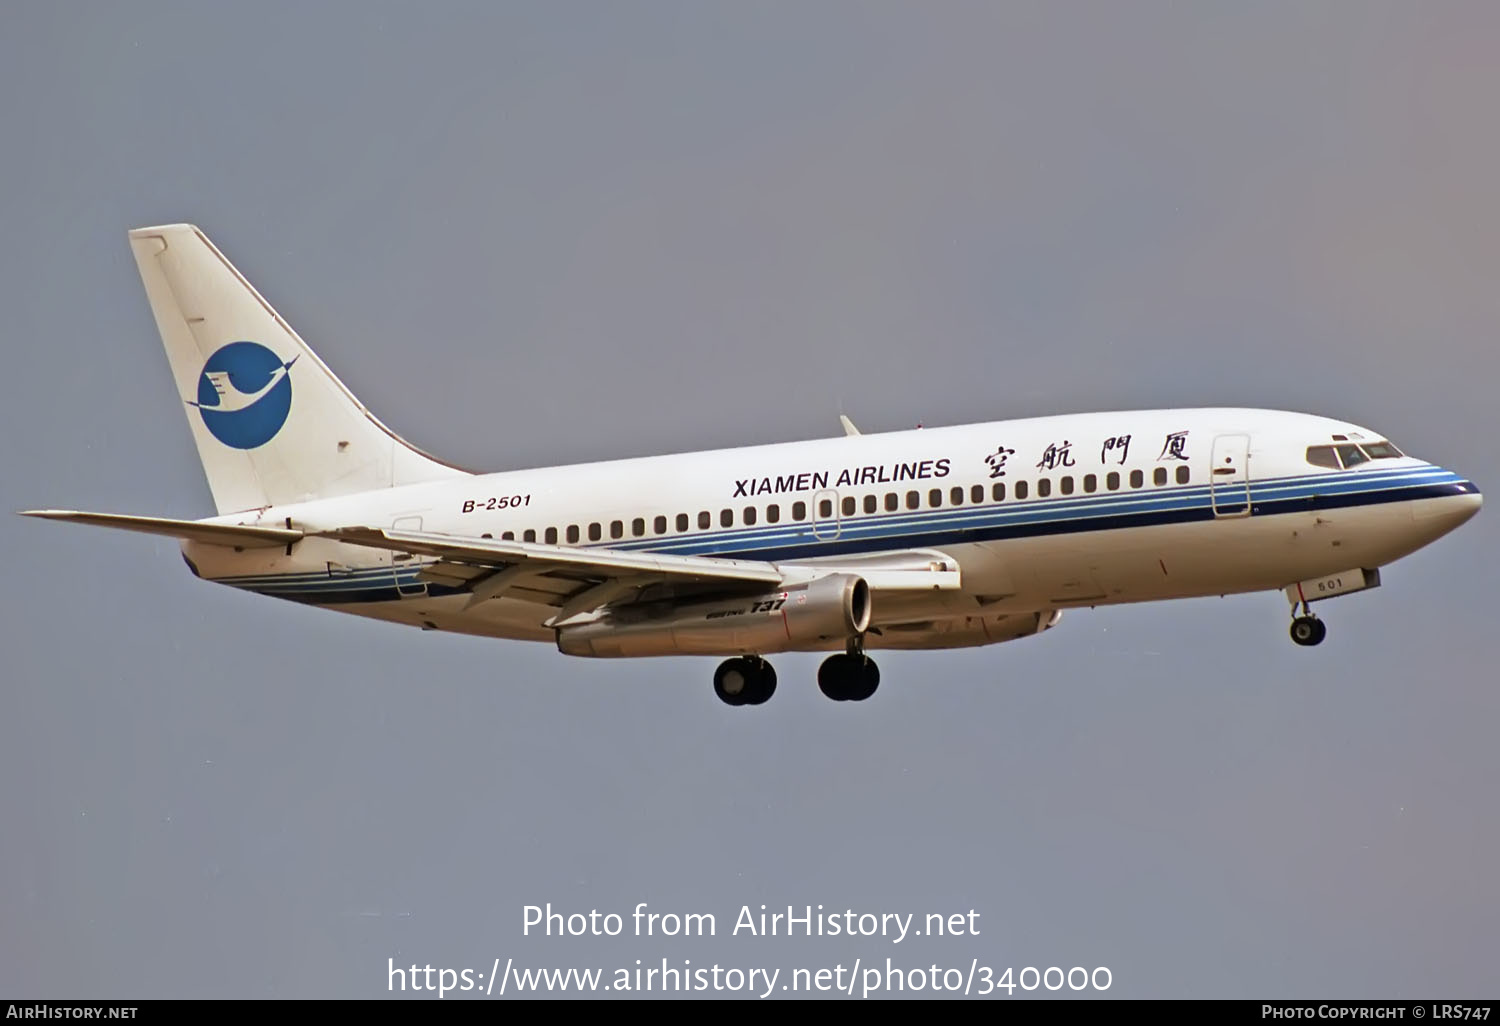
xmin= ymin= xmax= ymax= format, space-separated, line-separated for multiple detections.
xmin=1287 ymin=588 xmax=1328 ymax=647
xmin=1290 ymin=615 xmax=1327 ymax=647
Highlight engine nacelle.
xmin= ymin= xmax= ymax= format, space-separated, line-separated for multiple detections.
xmin=557 ymin=574 xmax=871 ymax=657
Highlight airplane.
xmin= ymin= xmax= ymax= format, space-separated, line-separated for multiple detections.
xmin=21 ymin=224 xmax=1483 ymax=706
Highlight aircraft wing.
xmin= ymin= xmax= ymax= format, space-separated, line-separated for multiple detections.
xmin=318 ymin=526 xmax=785 ymax=623
xmin=317 ymin=526 xmax=960 ymax=624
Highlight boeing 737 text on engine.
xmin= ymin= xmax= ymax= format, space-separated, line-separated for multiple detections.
xmin=21 ymin=225 xmax=1483 ymax=705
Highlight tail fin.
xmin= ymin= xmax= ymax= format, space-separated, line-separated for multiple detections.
xmin=128 ymin=224 xmax=468 ymax=514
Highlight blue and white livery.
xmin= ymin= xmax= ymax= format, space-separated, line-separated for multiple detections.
xmin=22 ymin=225 xmax=1482 ymax=706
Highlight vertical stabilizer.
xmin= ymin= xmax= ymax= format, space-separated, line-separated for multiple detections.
xmin=128 ymin=224 xmax=467 ymax=513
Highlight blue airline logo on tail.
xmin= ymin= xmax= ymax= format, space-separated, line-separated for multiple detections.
xmin=189 ymin=341 xmax=296 ymax=449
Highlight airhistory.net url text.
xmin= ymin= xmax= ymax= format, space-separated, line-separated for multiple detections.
xmin=388 ymin=957 xmax=1113 ymax=998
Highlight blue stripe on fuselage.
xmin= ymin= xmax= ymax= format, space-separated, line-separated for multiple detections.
xmin=215 ymin=469 xmax=1476 ymax=605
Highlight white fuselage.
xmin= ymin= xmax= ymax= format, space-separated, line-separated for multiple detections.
xmin=179 ymin=407 xmax=1481 ymax=655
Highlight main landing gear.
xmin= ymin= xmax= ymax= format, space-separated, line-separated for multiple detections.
xmin=713 ymin=656 xmax=777 ymax=706
xmin=710 ymin=645 xmax=881 ymax=705
xmin=817 ymin=652 xmax=880 ymax=702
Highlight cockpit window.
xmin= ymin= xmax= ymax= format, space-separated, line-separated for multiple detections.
xmin=1306 ymin=445 xmax=1340 ymax=469
xmin=1309 ymin=440 xmax=1403 ymax=469
xmin=1336 ymin=444 xmax=1369 ymax=468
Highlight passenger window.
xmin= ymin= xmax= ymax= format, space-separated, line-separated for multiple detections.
xmin=1060 ymin=476 xmax=1074 ymax=495
xmin=743 ymin=506 xmax=757 ymax=526
xmin=992 ymin=482 xmax=1005 ymax=501
xmin=1129 ymin=470 xmax=1144 ymax=488
xmin=1014 ymin=480 xmax=1029 ymax=500
xmin=971 ymin=484 xmax=984 ymax=503
xmin=630 ymin=518 xmax=643 ymax=537
xmin=818 ymin=498 xmax=833 ymax=518
xmin=698 ymin=511 xmax=711 ymax=529
xmin=1362 ymin=441 xmax=1403 ymax=459
xmin=842 ymin=496 xmax=856 ymax=516
xmin=928 ymin=488 xmax=942 ymax=507
xmin=950 ymin=487 xmax=964 ymax=505
xmin=523 ymin=529 xmax=536 ymax=543
xmin=1175 ymin=466 xmax=1189 ymax=485
xmin=863 ymin=494 xmax=877 ymax=514
xmin=545 ymin=527 xmax=558 ymax=544
xmin=1336 ymin=444 xmax=1369 ymax=468
xmin=654 ymin=515 xmax=667 ymax=534
xmin=792 ymin=501 xmax=806 ymax=521
xmin=1305 ymin=445 xmax=1340 ymax=469
xmin=501 ymin=530 xmax=514 ymax=541
xmin=905 ymin=491 xmax=920 ymax=510
xmin=1153 ymin=467 xmax=1167 ymax=486
xmin=767 ymin=505 xmax=780 ymax=523
xmin=1106 ymin=472 xmax=1120 ymax=491
xmin=567 ymin=525 xmax=580 ymax=543
xmin=675 ymin=513 xmax=689 ymax=532
xmin=1037 ymin=478 xmax=1052 ymax=498
xmin=1083 ymin=474 xmax=1097 ymax=493
xmin=885 ymin=493 xmax=899 ymax=512
xmin=610 ymin=520 xmax=623 ymax=539
xmin=589 ymin=523 xmax=602 ymax=541
xmin=720 ymin=509 xmax=734 ymax=528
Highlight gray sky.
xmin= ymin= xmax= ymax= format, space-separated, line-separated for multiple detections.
xmin=2 ymin=2 xmax=1496 ymax=999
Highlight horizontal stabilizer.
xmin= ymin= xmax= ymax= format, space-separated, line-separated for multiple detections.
xmin=19 ymin=509 xmax=303 ymax=549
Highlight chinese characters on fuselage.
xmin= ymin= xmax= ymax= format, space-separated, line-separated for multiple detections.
xmin=984 ymin=446 xmax=1016 ymax=479
xmin=1023 ymin=430 xmax=1191 ymax=475
xmin=1158 ymin=431 xmax=1190 ymax=461
xmin=1036 ymin=440 xmax=1076 ymax=471
xmin=1100 ymin=434 xmax=1131 ymax=464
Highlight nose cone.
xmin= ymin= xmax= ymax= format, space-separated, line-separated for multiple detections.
xmin=1411 ymin=477 xmax=1482 ymax=536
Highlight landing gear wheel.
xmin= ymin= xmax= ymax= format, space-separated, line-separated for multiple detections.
xmin=849 ymin=657 xmax=879 ymax=701
xmin=743 ymin=658 xmax=776 ymax=706
xmin=1289 ymin=616 xmax=1327 ymax=647
xmin=817 ymin=655 xmax=849 ymax=701
xmin=817 ymin=653 xmax=880 ymax=702
xmin=714 ymin=658 xmax=751 ymax=706
xmin=714 ymin=657 xmax=776 ymax=706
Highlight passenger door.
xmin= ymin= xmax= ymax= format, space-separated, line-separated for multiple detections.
xmin=1209 ymin=434 xmax=1252 ymax=517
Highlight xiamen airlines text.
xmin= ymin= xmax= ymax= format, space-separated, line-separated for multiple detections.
xmin=385 ymin=903 xmax=1113 ymax=998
